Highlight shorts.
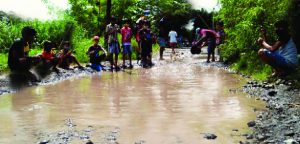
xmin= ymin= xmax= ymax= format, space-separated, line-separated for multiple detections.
xmin=262 ymin=49 xmax=296 ymax=70
xmin=108 ymin=42 xmax=119 ymax=54
xmin=158 ymin=37 xmax=166 ymax=47
xmin=169 ymin=42 xmax=177 ymax=47
xmin=207 ymin=40 xmax=216 ymax=55
xmin=122 ymin=44 xmax=132 ymax=54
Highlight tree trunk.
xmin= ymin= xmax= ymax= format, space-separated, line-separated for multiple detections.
xmin=106 ymin=0 xmax=111 ymax=25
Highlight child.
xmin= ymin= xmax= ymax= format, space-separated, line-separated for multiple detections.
xmin=139 ymin=20 xmax=154 ymax=68
xmin=168 ymin=28 xmax=178 ymax=54
xmin=40 ymin=41 xmax=59 ymax=72
xmin=121 ymin=19 xmax=133 ymax=69
xmin=87 ymin=36 xmax=107 ymax=71
xmin=58 ymin=41 xmax=83 ymax=70
xmin=106 ymin=16 xmax=120 ymax=71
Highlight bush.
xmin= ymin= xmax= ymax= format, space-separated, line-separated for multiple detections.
xmin=217 ymin=0 xmax=292 ymax=80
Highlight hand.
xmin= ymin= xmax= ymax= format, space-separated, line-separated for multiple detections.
xmin=257 ymin=37 xmax=264 ymax=45
xmin=19 ymin=57 xmax=27 ymax=63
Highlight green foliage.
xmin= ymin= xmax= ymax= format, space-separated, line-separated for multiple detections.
xmin=0 ymin=53 xmax=7 ymax=72
xmin=217 ymin=0 xmax=292 ymax=79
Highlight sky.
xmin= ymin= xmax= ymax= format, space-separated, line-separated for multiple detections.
xmin=0 ymin=0 xmax=69 ymax=20
xmin=0 ymin=0 xmax=219 ymax=20
xmin=188 ymin=0 xmax=221 ymax=12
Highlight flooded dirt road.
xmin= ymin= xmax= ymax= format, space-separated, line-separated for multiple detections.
xmin=0 ymin=49 xmax=264 ymax=143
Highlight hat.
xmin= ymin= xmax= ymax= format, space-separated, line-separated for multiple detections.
xmin=93 ymin=36 xmax=100 ymax=40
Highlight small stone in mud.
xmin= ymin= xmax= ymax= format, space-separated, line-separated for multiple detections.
xmin=284 ymin=130 xmax=295 ymax=136
xmin=239 ymin=141 xmax=250 ymax=144
xmin=203 ymin=133 xmax=217 ymax=140
xmin=257 ymin=134 xmax=268 ymax=141
xmin=247 ymin=121 xmax=256 ymax=127
xmin=246 ymin=134 xmax=253 ymax=139
xmin=86 ymin=140 xmax=94 ymax=144
xmin=38 ymin=140 xmax=49 ymax=144
xmin=284 ymin=139 xmax=298 ymax=144
xmin=268 ymin=91 xmax=277 ymax=96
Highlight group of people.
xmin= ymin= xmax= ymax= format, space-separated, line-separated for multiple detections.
xmin=8 ymin=26 xmax=84 ymax=81
xmin=7 ymin=17 xmax=298 ymax=80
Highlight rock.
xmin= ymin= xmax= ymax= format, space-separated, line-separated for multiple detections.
xmin=239 ymin=141 xmax=250 ymax=144
xmin=246 ymin=134 xmax=253 ymax=139
xmin=38 ymin=140 xmax=49 ymax=144
xmin=203 ymin=133 xmax=217 ymax=140
xmin=257 ymin=134 xmax=268 ymax=141
xmin=284 ymin=139 xmax=299 ymax=144
xmin=247 ymin=121 xmax=256 ymax=127
xmin=284 ymin=130 xmax=295 ymax=136
xmin=86 ymin=140 xmax=94 ymax=144
xmin=268 ymin=91 xmax=277 ymax=96
xmin=232 ymin=129 xmax=239 ymax=132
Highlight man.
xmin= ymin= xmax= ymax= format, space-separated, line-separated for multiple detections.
xmin=8 ymin=26 xmax=41 ymax=80
xmin=192 ymin=28 xmax=219 ymax=63
xmin=257 ymin=20 xmax=298 ymax=76
xmin=106 ymin=16 xmax=120 ymax=71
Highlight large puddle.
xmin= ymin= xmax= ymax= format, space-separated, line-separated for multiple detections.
xmin=0 ymin=49 xmax=264 ymax=143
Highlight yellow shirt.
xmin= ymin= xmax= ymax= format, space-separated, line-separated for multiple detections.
xmin=24 ymin=42 xmax=29 ymax=53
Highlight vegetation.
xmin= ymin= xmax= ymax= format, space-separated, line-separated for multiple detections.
xmin=3 ymin=0 xmax=298 ymax=82
xmin=217 ymin=0 xmax=299 ymax=80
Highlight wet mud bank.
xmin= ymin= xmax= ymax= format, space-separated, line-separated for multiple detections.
xmin=242 ymin=80 xmax=300 ymax=144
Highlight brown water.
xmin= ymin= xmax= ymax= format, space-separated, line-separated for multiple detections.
xmin=0 ymin=49 xmax=264 ymax=143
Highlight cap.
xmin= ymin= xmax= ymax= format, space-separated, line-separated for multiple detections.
xmin=93 ymin=36 xmax=100 ymax=40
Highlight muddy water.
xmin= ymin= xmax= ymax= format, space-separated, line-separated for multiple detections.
xmin=0 ymin=49 xmax=264 ymax=143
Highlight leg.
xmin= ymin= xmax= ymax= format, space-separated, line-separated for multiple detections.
xmin=211 ymin=46 xmax=216 ymax=62
xmin=70 ymin=55 xmax=83 ymax=68
xmin=258 ymin=48 xmax=286 ymax=76
xmin=159 ymin=46 xmax=165 ymax=60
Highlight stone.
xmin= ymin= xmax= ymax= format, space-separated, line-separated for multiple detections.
xmin=246 ymin=134 xmax=253 ymax=139
xmin=38 ymin=140 xmax=49 ymax=144
xmin=284 ymin=139 xmax=299 ymax=144
xmin=232 ymin=129 xmax=239 ymax=132
xmin=203 ymin=133 xmax=217 ymax=140
xmin=268 ymin=91 xmax=277 ymax=96
xmin=247 ymin=121 xmax=256 ymax=127
xmin=86 ymin=140 xmax=94 ymax=144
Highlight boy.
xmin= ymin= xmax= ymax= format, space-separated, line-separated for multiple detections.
xmin=168 ymin=28 xmax=178 ymax=54
xmin=121 ymin=19 xmax=133 ymax=69
xmin=8 ymin=26 xmax=41 ymax=72
xmin=257 ymin=20 xmax=298 ymax=76
xmin=8 ymin=26 xmax=41 ymax=81
xmin=40 ymin=41 xmax=59 ymax=73
xmin=58 ymin=41 xmax=83 ymax=70
xmin=106 ymin=16 xmax=120 ymax=71
xmin=139 ymin=20 xmax=154 ymax=68
xmin=157 ymin=17 xmax=168 ymax=60
xmin=87 ymin=36 xmax=107 ymax=71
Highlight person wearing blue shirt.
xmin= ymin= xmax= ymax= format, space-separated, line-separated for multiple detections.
xmin=257 ymin=20 xmax=298 ymax=76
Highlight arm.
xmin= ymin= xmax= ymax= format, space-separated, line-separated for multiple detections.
xmin=258 ymin=38 xmax=282 ymax=52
